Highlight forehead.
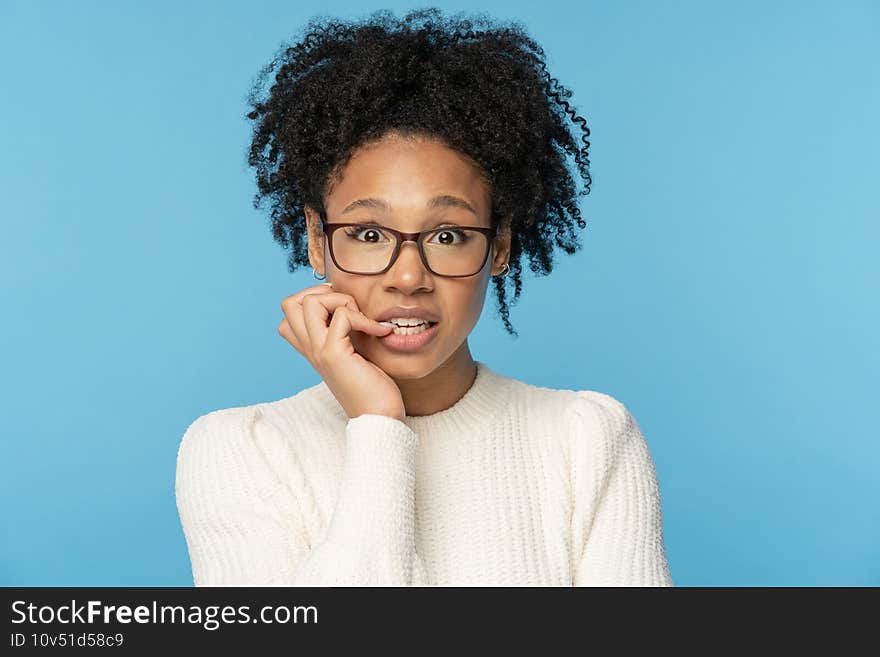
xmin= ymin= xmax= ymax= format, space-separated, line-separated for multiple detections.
xmin=325 ymin=133 xmax=491 ymax=219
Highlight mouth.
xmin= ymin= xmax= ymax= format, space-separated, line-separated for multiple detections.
xmin=378 ymin=320 xmax=440 ymax=352
xmin=385 ymin=320 xmax=439 ymax=336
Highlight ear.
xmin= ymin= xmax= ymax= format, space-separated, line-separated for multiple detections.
xmin=490 ymin=216 xmax=512 ymax=277
xmin=303 ymin=205 xmax=326 ymax=275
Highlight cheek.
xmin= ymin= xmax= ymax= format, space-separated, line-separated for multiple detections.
xmin=444 ymin=281 xmax=488 ymax=332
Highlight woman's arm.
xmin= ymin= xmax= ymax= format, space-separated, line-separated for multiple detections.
xmin=568 ymin=392 xmax=674 ymax=586
xmin=175 ymin=407 xmax=427 ymax=586
xmin=290 ymin=413 xmax=427 ymax=586
xmin=175 ymin=408 xmax=310 ymax=585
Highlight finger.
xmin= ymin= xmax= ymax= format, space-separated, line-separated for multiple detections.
xmin=327 ymin=306 xmax=394 ymax=345
xmin=278 ymin=312 xmax=314 ymax=363
xmin=280 ymin=298 xmax=311 ymax=356
xmin=281 ymin=284 xmax=336 ymax=354
xmin=301 ymin=291 xmax=359 ymax=355
xmin=323 ymin=306 xmax=353 ymax=359
xmin=300 ymin=293 xmax=332 ymax=355
xmin=280 ymin=282 xmax=334 ymax=313
xmin=303 ymin=292 xmax=393 ymax=355
xmin=313 ymin=293 xmax=393 ymax=337
xmin=278 ymin=314 xmax=301 ymax=350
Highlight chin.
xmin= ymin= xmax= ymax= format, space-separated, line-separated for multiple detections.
xmin=370 ymin=353 xmax=437 ymax=380
xmin=353 ymin=340 xmax=436 ymax=379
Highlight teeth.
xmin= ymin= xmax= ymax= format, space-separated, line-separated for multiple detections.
xmin=391 ymin=323 xmax=431 ymax=336
xmin=388 ymin=317 xmax=430 ymax=327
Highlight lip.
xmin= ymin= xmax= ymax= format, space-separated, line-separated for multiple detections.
xmin=374 ymin=305 xmax=441 ymax=323
xmin=378 ymin=321 xmax=440 ymax=352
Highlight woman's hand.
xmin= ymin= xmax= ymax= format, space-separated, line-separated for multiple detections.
xmin=278 ymin=283 xmax=405 ymax=421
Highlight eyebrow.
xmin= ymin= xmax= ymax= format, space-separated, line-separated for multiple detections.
xmin=340 ymin=195 xmax=478 ymax=216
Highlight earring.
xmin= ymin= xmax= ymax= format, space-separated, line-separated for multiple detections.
xmin=497 ymin=262 xmax=510 ymax=278
xmin=312 ymin=267 xmax=326 ymax=280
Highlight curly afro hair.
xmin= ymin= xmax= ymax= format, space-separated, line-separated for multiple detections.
xmin=245 ymin=6 xmax=591 ymax=337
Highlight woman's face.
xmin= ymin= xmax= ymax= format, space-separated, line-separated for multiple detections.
xmin=304 ymin=131 xmax=511 ymax=380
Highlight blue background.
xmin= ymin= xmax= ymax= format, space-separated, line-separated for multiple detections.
xmin=1 ymin=0 xmax=877 ymax=586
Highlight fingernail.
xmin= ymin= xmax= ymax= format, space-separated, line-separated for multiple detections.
xmin=378 ymin=321 xmax=395 ymax=328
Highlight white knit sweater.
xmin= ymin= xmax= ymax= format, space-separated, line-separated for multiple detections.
xmin=175 ymin=360 xmax=674 ymax=586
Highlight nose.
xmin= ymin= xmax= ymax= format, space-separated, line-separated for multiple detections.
xmin=382 ymin=239 xmax=432 ymax=292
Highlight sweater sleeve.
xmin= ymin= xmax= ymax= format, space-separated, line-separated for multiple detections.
xmin=567 ymin=392 xmax=674 ymax=587
xmin=175 ymin=408 xmax=428 ymax=587
xmin=290 ymin=413 xmax=428 ymax=586
xmin=175 ymin=408 xmax=311 ymax=586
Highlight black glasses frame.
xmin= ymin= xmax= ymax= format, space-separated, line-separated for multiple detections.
xmin=318 ymin=211 xmax=498 ymax=278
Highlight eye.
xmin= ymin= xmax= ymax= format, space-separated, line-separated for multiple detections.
xmin=342 ymin=225 xmax=393 ymax=243
xmin=427 ymin=227 xmax=471 ymax=245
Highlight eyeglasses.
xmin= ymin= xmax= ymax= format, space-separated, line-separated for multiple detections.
xmin=319 ymin=211 xmax=497 ymax=278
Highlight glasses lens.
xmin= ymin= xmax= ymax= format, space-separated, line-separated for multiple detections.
xmin=331 ymin=225 xmax=489 ymax=276
xmin=422 ymin=227 xmax=489 ymax=276
xmin=331 ymin=225 xmax=396 ymax=274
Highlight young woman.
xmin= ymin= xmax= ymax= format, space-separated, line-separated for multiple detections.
xmin=175 ymin=8 xmax=674 ymax=586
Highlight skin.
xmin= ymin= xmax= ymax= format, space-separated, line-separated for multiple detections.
xmin=279 ymin=130 xmax=511 ymax=419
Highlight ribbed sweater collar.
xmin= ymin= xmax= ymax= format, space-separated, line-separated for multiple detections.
xmin=310 ymin=360 xmax=514 ymax=438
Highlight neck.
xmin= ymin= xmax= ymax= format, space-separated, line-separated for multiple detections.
xmin=393 ymin=342 xmax=478 ymax=417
